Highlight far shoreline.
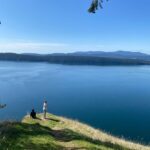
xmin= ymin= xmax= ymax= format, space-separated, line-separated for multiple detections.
xmin=0 ymin=52 xmax=150 ymax=66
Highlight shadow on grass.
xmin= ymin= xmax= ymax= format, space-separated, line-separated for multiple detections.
xmin=0 ymin=122 xmax=130 ymax=150
xmin=35 ymin=117 xmax=42 ymax=121
xmin=45 ymin=117 xmax=60 ymax=122
xmin=50 ymin=128 xmax=130 ymax=150
xmin=31 ymin=115 xmax=60 ymax=122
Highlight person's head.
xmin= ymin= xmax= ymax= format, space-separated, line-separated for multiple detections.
xmin=44 ymin=100 xmax=47 ymax=103
xmin=32 ymin=109 xmax=35 ymax=112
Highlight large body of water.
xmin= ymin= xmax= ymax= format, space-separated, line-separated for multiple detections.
xmin=0 ymin=61 xmax=150 ymax=144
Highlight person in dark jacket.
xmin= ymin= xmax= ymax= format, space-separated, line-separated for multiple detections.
xmin=30 ymin=109 xmax=36 ymax=119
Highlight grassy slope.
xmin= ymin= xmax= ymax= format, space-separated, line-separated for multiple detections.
xmin=0 ymin=113 xmax=150 ymax=150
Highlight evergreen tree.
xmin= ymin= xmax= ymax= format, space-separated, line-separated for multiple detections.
xmin=88 ymin=0 xmax=108 ymax=13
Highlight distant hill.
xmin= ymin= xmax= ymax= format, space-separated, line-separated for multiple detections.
xmin=0 ymin=51 xmax=150 ymax=66
xmin=66 ymin=51 xmax=150 ymax=60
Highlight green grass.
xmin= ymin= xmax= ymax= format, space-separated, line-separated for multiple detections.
xmin=0 ymin=113 xmax=149 ymax=150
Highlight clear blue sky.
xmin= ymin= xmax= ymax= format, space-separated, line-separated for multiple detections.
xmin=0 ymin=0 xmax=150 ymax=54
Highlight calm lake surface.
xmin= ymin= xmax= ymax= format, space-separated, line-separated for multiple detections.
xmin=0 ymin=61 xmax=150 ymax=144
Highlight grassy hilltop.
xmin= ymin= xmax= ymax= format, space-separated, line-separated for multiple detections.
xmin=0 ymin=113 xmax=149 ymax=150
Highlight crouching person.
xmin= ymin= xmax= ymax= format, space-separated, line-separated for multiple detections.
xmin=30 ymin=109 xmax=36 ymax=119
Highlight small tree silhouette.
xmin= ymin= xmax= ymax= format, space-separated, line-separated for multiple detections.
xmin=88 ymin=0 xmax=109 ymax=13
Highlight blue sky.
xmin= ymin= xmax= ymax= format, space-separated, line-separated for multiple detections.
xmin=0 ymin=0 xmax=150 ymax=54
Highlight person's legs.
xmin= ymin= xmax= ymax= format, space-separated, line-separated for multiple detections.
xmin=43 ymin=110 xmax=46 ymax=119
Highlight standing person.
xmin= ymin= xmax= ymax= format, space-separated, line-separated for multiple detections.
xmin=43 ymin=100 xmax=47 ymax=119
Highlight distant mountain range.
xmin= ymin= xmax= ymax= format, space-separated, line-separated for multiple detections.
xmin=1 ymin=51 xmax=150 ymax=66
xmin=51 ymin=50 xmax=150 ymax=60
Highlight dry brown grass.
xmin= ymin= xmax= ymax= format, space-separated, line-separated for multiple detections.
xmin=57 ymin=115 xmax=150 ymax=150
